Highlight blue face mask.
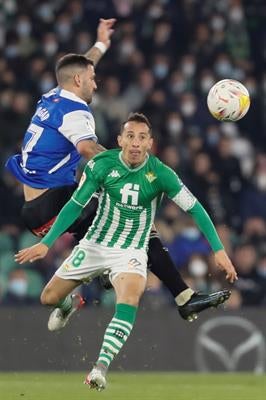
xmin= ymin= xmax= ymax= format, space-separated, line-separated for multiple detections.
xmin=215 ymin=62 xmax=233 ymax=78
xmin=9 ymin=279 xmax=27 ymax=297
xmin=153 ymin=64 xmax=168 ymax=79
xmin=207 ymin=131 xmax=220 ymax=146
xmin=257 ymin=268 xmax=266 ymax=278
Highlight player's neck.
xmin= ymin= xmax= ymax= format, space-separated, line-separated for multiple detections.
xmin=60 ymin=86 xmax=85 ymax=103
xmin=120 ymin=152 xmax=147 ymax=169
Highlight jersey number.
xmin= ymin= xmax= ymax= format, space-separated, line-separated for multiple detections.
xmin=21 ymin=123 xmax=44 ymax=169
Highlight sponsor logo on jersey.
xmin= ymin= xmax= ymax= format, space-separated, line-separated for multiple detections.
xmin=35 ymin=106 xmax=50 ymax=121
xmin=108 ymin=170 xmax=120 ymax=178
xmin=145 ymin=171 xmax=157 ymax=183
xmin=120 ymin=183 xmax=140 ymax=205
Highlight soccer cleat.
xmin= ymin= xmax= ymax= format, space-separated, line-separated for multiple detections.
xmin=178 ymin=289 xmax=231 ymax=322
xmin=84 ymin=366 xmax=107 ymax=391
xmin=48 ymin=293 xmax=85 ymax=331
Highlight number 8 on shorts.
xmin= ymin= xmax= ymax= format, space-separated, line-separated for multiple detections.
xmin=72 ymin=249 xmax=86 ymax=267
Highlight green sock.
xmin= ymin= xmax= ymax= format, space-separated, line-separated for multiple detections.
xmin=55 ymin=295 xmax=72 ymax=314
xmin=96 ymin=303 xmax=137 ymax=370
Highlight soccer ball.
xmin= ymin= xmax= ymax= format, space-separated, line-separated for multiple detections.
xmin=207 ymin=79 xmax=250 ymax=121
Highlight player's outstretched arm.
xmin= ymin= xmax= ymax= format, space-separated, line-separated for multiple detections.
xmin=160 ymin=164 xmax=238 ymax=283
xmin=15 ymin=243 xmax=48 ymax=264
xmin=85 ymin=18 xmax=116 ymax=66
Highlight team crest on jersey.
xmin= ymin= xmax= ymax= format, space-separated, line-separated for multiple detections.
xmin=87 ymin=159 xmax=95 ymax=170
xmin=145 ymin=171 xmax=157 ymax=183
xmin=108 ymin=170 xmax=120 ymax=178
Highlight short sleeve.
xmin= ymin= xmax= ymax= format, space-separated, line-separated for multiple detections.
xmin=58 ymin=110 xmax=98 ymax=146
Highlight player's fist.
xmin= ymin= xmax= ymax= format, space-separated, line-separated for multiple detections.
xmin=96 ymin=18 xmax=116 ymax=49
xmin=15 ymin=243 xmax=49 ymax=264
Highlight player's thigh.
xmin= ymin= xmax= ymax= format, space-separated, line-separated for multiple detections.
xmin=42 ymin=275 xmax=80 ymax=301
xmin=113 ymin=272 xmax=146 ymax=305
xmin=110 ymin=249 xmax=148 ymax=305
xmin=109 ymin=248 xmax=148 ymax=283
xmin=55 ymin=242 xmax=106 ymax=282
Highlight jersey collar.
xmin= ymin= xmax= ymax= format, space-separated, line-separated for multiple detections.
xmin=119 ymin=151 xmax=149 ymax=172
xmin=59 ymin=88 xmax=88 ymax=106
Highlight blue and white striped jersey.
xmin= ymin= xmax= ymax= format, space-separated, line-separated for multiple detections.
xmin=6 ymin=87 xmax=98 ymax=188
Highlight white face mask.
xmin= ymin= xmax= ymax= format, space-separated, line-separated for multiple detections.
xmin=153 ymin=64 xmax=168 ymax=79
xmin=229 ymin=7 xmax=244 ymax=23
xmin=180 ymin=101 xmax=196 ymax=117
xmin=43 ymin=42 xmax=58 ymax=56
xmin=200 ymin=77 xmax=215 ymax=93
xmin=215 ymin=61 xmax=233 ymax=77
xmin=17 ymin=21 xmax=31 ymax=37
xmin=256 ymin=174 xmax=266 ymax=191
xmin=189 ymin=259 xmax=208 ymax=278
xmin=40 ymin=79 xmax=55 ymax=93
xmin=8 ymin=279 xmax=28 ymax=297
xmin=171 ymin=81 xmax=186 ymax=95
xmin=120 ymin=41 xmax=135 ymax=57
xmin=181 ymin=62 xmax=196 ymax=77
xmin=182 ymin=227 xmax=200 ymax=240
xmin=211 ymin=16 xmax=225 ymax=32
xmin=167 ymin=120 xmax=183 ymax=136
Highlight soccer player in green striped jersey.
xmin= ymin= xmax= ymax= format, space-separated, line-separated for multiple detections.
xmin=16 ymin=113 xmax=237 ymax=391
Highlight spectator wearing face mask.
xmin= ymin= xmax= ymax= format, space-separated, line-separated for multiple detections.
xmin=241 ymin=154 xmax=266 ymax=222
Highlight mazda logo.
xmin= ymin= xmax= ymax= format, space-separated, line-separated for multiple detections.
xmin=195 ymin=316 xmax=266 ymax=373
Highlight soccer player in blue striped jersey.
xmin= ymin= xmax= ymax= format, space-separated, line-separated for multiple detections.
xmin=16 ymin=113 xmax=237 ymax=391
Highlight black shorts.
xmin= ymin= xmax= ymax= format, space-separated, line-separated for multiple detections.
xmin=21 ymin=185 xmax=98 ymax=241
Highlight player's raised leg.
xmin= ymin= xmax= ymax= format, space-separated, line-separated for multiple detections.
xmin=85 ymin=272 xmax=146 ymax=391
xmin=41 ymin=275 xmax=84 ymax=331
xmin=148 ymin=231 xmax=231 ymax=321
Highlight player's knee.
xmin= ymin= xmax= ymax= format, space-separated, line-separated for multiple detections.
xmin=118 ymin=294 xmax=142 ymax=307
xmin=40 ymin=288 xmax=59 ymax=306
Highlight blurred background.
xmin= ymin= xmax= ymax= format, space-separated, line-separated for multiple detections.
xmin=0 ymin=0 xmax=266 ymax=314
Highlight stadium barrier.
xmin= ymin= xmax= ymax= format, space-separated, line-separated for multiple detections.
xmin=1 ymin=305 xmax=265 ymax=372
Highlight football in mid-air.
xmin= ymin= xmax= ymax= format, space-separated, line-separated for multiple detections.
xmin=207 ymin=79 xmax=250 ymax=121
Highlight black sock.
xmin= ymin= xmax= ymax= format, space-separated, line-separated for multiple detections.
xmin=147 ymin=235 xmax=188 ymax=298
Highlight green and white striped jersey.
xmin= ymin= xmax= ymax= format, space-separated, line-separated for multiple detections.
xmin=72 ymin=149 xmax=196 ymax=250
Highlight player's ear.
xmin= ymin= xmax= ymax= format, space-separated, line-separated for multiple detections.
xmin=148 ymin=137 xmax=153 ymax=150
xmin=73 ymin=73 xmax=81 ymax=87
xmin=117 ymin=134 xmax=122 ymax=147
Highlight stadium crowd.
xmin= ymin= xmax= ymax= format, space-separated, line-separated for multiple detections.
xmin=0 ymin=0 xmax=265 ymax=309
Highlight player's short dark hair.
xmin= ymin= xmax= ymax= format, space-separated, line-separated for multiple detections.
xmin=55 ymin=54 xmax=94 ymax=84
xmin=121 ymin=113 xmax=152 ymax=135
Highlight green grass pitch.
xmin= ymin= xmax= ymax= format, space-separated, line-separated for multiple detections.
xmin=0 ymin=372 xmax=265 ymax=400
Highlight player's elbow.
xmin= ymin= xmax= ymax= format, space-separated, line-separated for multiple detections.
xmin=76 ymin=140 xmax=98 ymax=160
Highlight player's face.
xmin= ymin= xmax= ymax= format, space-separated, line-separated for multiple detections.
xmin=118 ymin=121 xmax=153 ymax=167
xmin=80 ymin=64 xmax=97 ymax=103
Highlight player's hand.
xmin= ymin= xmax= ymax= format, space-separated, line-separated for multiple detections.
xmin=214 ymin=249 xmax=238 ymax=283
xmin=15 ymin=243 xmax=49 ymax=264
xmin=96 ymin=18 xmax=116 ymax=49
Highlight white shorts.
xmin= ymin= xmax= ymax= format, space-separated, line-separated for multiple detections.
xmin=55 ymin=240 xmax=148 ymax=284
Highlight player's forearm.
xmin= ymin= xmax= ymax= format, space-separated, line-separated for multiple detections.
xmin=84 ymin=43 xmax=107 ymax=67
xmin=41 ymin=199 xmax=83 ymax=248
xmin=187 ymin=201 xmax=224 ymax=252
